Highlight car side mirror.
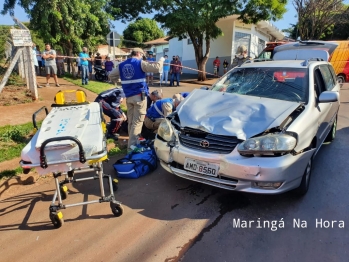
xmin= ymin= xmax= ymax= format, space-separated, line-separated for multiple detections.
xmin=318 ymin=91 xmax=339 ymax=103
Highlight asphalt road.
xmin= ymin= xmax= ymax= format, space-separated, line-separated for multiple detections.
xmin=1 ymin=83 xmax=349 ymax=262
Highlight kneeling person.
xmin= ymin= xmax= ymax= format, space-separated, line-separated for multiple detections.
xmin=95 ymin=88 xmax=126 ymax=139
xmin=144 ymin=97 xmax=183 ymax=132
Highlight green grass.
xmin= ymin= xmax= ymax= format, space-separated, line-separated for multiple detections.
xmin=0 ymin=167 xmax=25 ymax=179
xmin=63 ymin=73 xmax=127 ymax=113
xmin=63 ymin=73 xmax=115 ymax=95
xmin=0 ymin=122 xmax=36 ymax=163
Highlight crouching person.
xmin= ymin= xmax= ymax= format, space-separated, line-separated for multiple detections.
xmin=95 ymin=88 xmax=127 ymax=140
xmin=144 ymin=97 xmax=183 ymax=132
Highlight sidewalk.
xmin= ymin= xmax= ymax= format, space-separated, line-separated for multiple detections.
xmin=153 ymin=73 xmax=218 ymax=87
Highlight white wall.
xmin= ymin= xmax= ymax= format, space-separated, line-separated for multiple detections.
xmin=167 ymin=17 xmax=282 ymax=74
xmin=168 ymin=38 xmax=184 ymax=61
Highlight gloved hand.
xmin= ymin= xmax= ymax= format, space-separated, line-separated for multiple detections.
xmin=159 ymin=57 xmax=165 ymax=62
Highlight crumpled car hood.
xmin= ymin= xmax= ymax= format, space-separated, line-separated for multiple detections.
xmin=176 ymin=89 xmax=301 ymax=140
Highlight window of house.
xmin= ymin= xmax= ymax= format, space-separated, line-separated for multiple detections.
xmin=188 ymin=38 xmax=192 ymax=45
xmin=258 ymin=39 xmax=266 ymax=56
xmin=234 ymin=32 xmax=251 ymax=56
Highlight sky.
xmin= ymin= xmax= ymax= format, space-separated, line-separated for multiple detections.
xmin=0 ymin=2 xmax=304 ymax=34
xmin=2 ymin=1 xmax=349 ymax=33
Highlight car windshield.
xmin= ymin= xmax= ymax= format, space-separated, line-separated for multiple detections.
xmin=211 ymin=67 xmax=308 ymax=103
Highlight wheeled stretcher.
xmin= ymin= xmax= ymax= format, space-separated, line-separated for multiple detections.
xmin=20 ymin=90 xmax=123 ymax=228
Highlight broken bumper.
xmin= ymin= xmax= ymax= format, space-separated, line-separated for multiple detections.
xmin=154 ymin=138 xmax=315 ymax=194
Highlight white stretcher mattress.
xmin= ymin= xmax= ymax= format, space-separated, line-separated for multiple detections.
xmin=21 ymin=102 xmax=107 ymax=175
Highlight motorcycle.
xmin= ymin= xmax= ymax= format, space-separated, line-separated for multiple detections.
xmin=94 ymin=66 xmax=108 ymax=81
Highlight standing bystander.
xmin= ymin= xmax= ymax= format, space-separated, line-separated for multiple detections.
xmin=213 ymin=56 xmax=221 ymax=77
xmin=79 ymin=47 xmax=91 ymax=85
xmin=223 ymin=59 xmax=229 ymax=74
xmin=161 ymin=55 xmax=170 ymax=86
xmin=36 ymin=46 xmax=43 ymax=75
xmin=170 ymin=55 xmax=182 ymax=86
xmin=88 ymin=52 xmax=93 ymax=80
xmin=104 ymin=56 xmax=114 ymax=82
xmin=108 ymin=48 xmax=164 ymax=150
xmin=42 ymin=43 xmax=60 ymax=87
xmin=95 ymin=52 xmax=102 ymax=67
xmin=146 ymin=53 xmax=156 ymax=85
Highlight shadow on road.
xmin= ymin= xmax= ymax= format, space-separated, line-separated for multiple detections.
xmin=2 ymin=125 xmax=347 ymax=232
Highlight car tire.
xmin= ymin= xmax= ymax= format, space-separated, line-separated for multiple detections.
xmin=325 ymin=115 xmax=337 ymax=143
xmin=294 ymin=157 xmax=313 ymax=196
xmin=337 ymin=75 xmax=345 ymax=87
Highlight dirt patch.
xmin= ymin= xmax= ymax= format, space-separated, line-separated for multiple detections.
xmin=0 ymin=85 xmax=33 ymax=106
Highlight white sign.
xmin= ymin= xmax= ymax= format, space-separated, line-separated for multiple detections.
xmin=10 ymin=29 xmax=33 ymax=46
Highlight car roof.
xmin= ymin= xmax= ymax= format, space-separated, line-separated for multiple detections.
xmin=240 ymin=60 xmax=329 ymax=69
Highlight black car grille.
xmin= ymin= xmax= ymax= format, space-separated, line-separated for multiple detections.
xmin=178 ymin=127 xmax=240 ymax=154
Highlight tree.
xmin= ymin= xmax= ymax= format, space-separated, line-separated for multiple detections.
xmin=122 ymin=18 xmax=165 ymax=48
xmin=152 ymin=0 xmax=287 ymax=81
xmin=293 ymin=0 xmax=346 ymax=40
xmin=2 ymin=0 xmax=111 ymax=74
xmin=282 ymin=24 xmax=299 ymax=40
xmin=0 ymin=26 xmax=11 ymax=60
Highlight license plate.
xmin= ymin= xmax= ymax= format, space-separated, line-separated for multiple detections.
xmin=184 ymin=158 xmax=219 ymax=177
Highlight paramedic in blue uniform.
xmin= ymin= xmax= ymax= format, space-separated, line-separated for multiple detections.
xmin=147 ymin=89 xmax=163 ymax=109
xmin=144 ymin=97 xmax=183 ymax=132
xmin=109 ymin=48 xmax=164 ymax=150
xmin=95 ymin=88 xmax=126 ymax=139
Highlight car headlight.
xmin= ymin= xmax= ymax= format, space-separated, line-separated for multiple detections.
xmin=157 ymin=119 xmax=175 ymax=142
xmin=237 ymin=133 xmax=297 ymax=154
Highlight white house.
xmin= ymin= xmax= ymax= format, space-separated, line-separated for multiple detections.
xmin=167 ymin=15 xmax=284 ymax=74
xmin=144 ymin=37 xmax=170 ymax=58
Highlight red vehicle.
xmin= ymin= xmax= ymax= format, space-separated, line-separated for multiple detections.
xmin=257 ymin=41 xmax=291 ymax=60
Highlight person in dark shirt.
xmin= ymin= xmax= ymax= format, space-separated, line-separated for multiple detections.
xmin=95 ymin=52 xmax=102 ymax=67
xmin=94 ymin=88 xmax=126 ymax=139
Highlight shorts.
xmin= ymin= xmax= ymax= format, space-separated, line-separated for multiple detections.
xmin=45 ymin=64 xmax=57 ymax=75
xmin=147 ymin=72 xmax=154 ymax=76
xmin=38 ymin=61 xmax=43 ymax=67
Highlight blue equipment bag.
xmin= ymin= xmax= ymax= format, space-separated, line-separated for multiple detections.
xmin=113 ymin=148 xmax=157 ymax=179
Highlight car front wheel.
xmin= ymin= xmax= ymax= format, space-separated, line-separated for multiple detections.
xmin=294 ymin=158 xmax=313 ymax=196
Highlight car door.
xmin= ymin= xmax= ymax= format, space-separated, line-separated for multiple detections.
xmin=319 ymin=64 xmax=339 ymax=127
xmin=314 ymin=66 xmax=332 ymax=145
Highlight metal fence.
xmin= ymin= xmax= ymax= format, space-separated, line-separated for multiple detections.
xmin=0 ymin=17 xmax=38 ymax=100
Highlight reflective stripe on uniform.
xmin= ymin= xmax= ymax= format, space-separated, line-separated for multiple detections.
xmin=121 ymin=78 xmax=146 ymax=84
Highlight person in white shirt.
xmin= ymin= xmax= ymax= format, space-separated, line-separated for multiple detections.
xmin=161 ymin=55 xmax=170 ymax=86
xmin=36 ymin=46 xmax=43 ymax=75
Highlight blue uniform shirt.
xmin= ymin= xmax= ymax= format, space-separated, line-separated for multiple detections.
xmin=146 ymin=98 xmax=173 ymax=119
xmin=119 ymin=58 xmax=148 ymax=98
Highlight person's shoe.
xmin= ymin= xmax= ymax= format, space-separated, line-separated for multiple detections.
xmin=46 ymin=83 xmax=50 ymax=87
xmin=106 ymin=133 xmax=119 ymax=140
xmin=56 ymin=84 xmax=60 ymax=87
xmin=82 ymin=83 xmax=85 ymax=85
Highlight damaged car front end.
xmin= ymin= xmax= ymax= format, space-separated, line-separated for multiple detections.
xmin=155 ymin=61 xmax=339 ymax=195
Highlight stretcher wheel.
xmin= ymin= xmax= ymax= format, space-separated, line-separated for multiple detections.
xmin=60 ymin=185 xmax=68 ymax=200
xmin=50 ymin=211 xmax=64 ymax=228
xmin=110 ymin=201 xmax=123 ymax=217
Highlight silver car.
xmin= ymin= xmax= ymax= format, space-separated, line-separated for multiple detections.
xmin=155 ymin=56 xmax=340 ymax=195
